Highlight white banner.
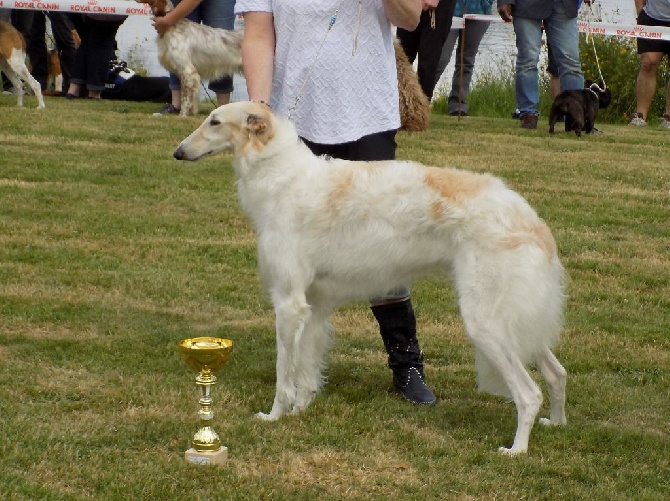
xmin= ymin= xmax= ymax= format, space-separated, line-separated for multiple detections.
xmin=2 ymin=0 xmax=151 ymax=16
xmin=453 ymin=14 xmax=670 ymax=41
xmin=4 ymin=0 xmax=670 ymax=41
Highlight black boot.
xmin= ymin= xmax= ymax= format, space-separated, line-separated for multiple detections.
xmin=371 ymin=299 xmax=436 ymax=405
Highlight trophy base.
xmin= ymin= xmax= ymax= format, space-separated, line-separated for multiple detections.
xmin=184 ymin=446 xmax=228 ymax=466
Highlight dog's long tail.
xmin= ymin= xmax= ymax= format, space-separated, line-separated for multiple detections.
xmin=453 ymin=241 xmax=566 ymax=399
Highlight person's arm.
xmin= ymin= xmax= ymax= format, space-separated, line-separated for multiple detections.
xmin=634 ymin=0 xmax=645 ymax=15
xmin=153 ymin=0 xmax=202 ymax=36
xmin=382 ymin=0 xmax=422 ymax=30
xmin=241 ymin=11 xmax=275 ymax=103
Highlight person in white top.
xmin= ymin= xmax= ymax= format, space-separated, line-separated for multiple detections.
xmin=235 ymin=0 xmax=438 ymax=405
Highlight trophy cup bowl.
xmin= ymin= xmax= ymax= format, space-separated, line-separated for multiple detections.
xmin=179 ymin=337 xmax=233 ymax=374
xmin=179 ymin=337 xmax=233 ymax=466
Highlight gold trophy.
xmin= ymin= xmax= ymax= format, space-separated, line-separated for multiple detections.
xmin=179 ymin=337 xmax=233 ymax=466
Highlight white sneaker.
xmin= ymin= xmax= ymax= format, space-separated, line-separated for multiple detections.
xmin=659 ymin=114 xmax=670 ymax=129
xmin=629 ymin=112 xmax=647 ymax=127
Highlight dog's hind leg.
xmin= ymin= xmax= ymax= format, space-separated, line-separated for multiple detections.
xmin=537 ymin=349 xmax=567 ymax=426
xmin=470 ymin=333 xmax=543 ymax=455
xmin=5 ymin=53 xmax=45 ymax=109
xmin=1 ymin=59 xmax=25 ymax=107
xmin=257 ymin=291 xmax=311 ymax=421
xmin=456 ymin=258 xmax=543 ymax=454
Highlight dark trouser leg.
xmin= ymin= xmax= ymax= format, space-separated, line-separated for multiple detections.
xmin=371 ymin=299 xmax=436 ymax=405
xmin=49 ymin=13 xmax=78 ymax=93
xmin=397 ymin=0 xmax=456 ymax=100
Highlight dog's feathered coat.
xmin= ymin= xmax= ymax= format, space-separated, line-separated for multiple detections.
xmin=394 ymin=39 xmax=430 ymax=132
xmin=174 ymin=102 xmax=568 ymax=455
xmin=138 ymin=0 xmax=242 ymax=116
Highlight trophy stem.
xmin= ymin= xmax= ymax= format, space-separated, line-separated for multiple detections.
xmin=192 ymin=369 xmax=221 ymax=452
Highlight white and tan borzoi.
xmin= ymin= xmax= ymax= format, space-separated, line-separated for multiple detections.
xmin=174 ymin=101 xmax=568 ymax=455
xmin=0 ymin=20 xmax=45 ymax=109
xmin=138 ymin=0 xmax=242 ymax=116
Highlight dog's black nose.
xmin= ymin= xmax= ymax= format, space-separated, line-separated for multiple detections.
xmin=174 ymin=147 xmax=184 ymax=160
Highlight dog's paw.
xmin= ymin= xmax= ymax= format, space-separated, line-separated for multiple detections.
xmin=256 ymin=412 xmax=279 ymax=421
xmin=498 ymin=445 xmax=527 ymax=456
xmin=255 ymin=411 xmax=280 ymax=421
xmin=538 ymin=416 xmax=567 ymax=426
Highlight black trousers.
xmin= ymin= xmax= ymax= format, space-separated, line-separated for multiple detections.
xmin=397 ymin=0 xmax=457 ymax=100
xmin=300 ymin=129 xmax=397 ymax=162
xmin=28 ymin=12 xmax=77 ymax=91
xmin=68 ymin=14 xmax=126 ymax=91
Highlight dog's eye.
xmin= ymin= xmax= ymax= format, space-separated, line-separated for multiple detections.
xmin=210 ymin=119 xmax=221 ymax=126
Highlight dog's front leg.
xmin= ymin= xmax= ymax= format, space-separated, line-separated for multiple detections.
xmin=179 ymin=67 xmax=198 ymax=116
xmin=291 ymin=304 xmax=333 ymax=413
xmin=256 ymin=293 xmax=311 ymax=421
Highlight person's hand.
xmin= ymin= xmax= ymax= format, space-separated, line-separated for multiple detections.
xmin=498 ymin=4 xmax=512 ymax=22
xmin=152 ymin=14 xmax=174 ymax=37
xmin=421 ymin=0 xmax=439 ymax=10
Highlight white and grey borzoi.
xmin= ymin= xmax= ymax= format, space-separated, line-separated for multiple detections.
xmin=174 ymin=101 xmax=568 ymax=454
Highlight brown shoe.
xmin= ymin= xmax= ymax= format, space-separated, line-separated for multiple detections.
xmin=519 ymin=114 xmax=538 ymax=129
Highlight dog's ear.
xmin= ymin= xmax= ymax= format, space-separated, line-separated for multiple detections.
xmin=585 ymin=79 xmax=593 ymax=88
xmin=246 ymin=114 xmax=268 ymax=134
xmin=245 ymin=113 xmax=273 ymax=148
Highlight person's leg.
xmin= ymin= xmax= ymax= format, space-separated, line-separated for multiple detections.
xmin=370 ymin=290 xmax=436 ymax=405
xmin=635 ymin=51 xmax=663 ymax=121
xmin=10 ymin=10 xmax=33 ymax=41
xmin=546 ymin=41 xmax=561 ymax=98
xmin=447 ymin=19 xmax=490 ymax=115
xmin=83 ymin=19 xmax=123 ymax=98
xmin=27 ymin=13 xmax=49 ymax=90
xmin=200 ymin=0 xmax=235 ymax=104
xmin=544 ymin=1 xmax=583 ymax=93
xmin=65 ymin=14 xmax=87 ymax=98
xmin=512 ymin=15 xmax=543 ymax=120
xmin=49 ymin=13 xmax=78 ymax=93
xmin=415 ymin=0 xmax=455 ymax=99
xmin=629 ymin=11 xmax=670 ymax=125
xmin=434 ymin=26 xmax=459 ymax=91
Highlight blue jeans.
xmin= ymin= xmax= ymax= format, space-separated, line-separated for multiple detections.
xmin=169 ymin=0 xmax=235 ymax=94
xmin=513 ymin=2 xmax=583 ymax=117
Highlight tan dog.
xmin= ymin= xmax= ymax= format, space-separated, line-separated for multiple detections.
xmin=174 ymin=102 xmax=568 ymax=455
xmin=0 ymin=20 xmax=45 ymax=109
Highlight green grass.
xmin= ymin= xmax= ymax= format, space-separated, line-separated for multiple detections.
xmin=0 ymin=96 xmax=668 ymax=500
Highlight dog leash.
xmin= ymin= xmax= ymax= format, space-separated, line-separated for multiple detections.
xmin=583 ymin=2 xmax=607 ymax=90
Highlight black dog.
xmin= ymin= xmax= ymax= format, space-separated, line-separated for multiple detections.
xmin=549 ymin=80 xmax=611 ymax=137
